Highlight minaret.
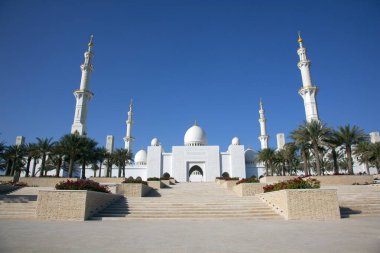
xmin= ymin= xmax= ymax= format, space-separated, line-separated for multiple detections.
xmin=297 ymin=32 xmax=319 ymax=122
xmin=71 ymin=35 xmax=95 ymax=135
xmin=258 ymin=98 xmax=269 ymax=149
xmin=123 ymin=99 xmax=134 ymax=152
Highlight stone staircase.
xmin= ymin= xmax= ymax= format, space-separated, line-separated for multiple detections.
xmin=326 ymin=185 xmax=380 ymax=218
xmin=90 ymin=182 xmax=282 ymax=220
xmin=0 ymin=187 xmax=52 ymax=219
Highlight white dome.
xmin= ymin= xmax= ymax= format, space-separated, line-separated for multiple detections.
xmin=184 ymin=123 xmax=208 ymax=146
xmin=232 ymin=137 xmax=240 ymax=145
xmin=151 ymin=138 xmax=160 ymax=146
xmin=134 ymin=149 xmax=147 ymax=165
xmin=245 ymin=149 xmax=256 ymax=164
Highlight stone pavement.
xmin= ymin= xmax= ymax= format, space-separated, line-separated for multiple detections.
xmin=0 ymin=218 xmax=379 ymax=253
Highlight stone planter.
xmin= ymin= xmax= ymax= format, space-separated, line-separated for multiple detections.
xmin=20 ymin=177 xmax=78 ymax=187
xmin=257 ymin=189 xmax=340 ymax=220
xmin=233 ymin=183 xmax=266 ymax=196
xmin=259 ymin=176 xmax=298 ymax=184
xmin=216 ymin=179 xmax=225 ymax=185
xmin=0 ymin=176 xmax=14 ymax=182
xmin=89 ymin=177 xmax=125 ymax=184
xmin=169 ymin=178 xmax=176 ymax=185
xmin=116 ymin=183 xmax=151 ymax=197
xmin=310 ymin=175 xmax=373 ymax=186
xmin=222 ymin=180 xmax=239 ymax=190
xmin=37 ymin=190 xmax=122 ymax=221
xmin=147 ymin=181 xmax=162 ymax=189
xmin=161 ymin=180 xmax=170 ymax=188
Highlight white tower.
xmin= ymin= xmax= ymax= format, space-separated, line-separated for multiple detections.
xmin=71 ymin=35 xmax=95 ymax=135
xmin=297 ymin=32 xmax=319 ymax=122
xmin=123 ymin=99 xmax=134 ymax=152
xmin=276 ymin=133 xmax=285 ymax=150
xmin=258 ymin=98 xmax=269 ymax=149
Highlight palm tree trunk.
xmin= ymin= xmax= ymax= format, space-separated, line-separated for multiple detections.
xmin=32 ymin=159 xmax=37 ymax=177
xmin=332 ymin=149 xmax=339 ymax=174
xmin=301 ymin=151 xmax=308 ymax=176
xmin=123 ymin=166 xmax=126 ymax=178
xmin=106 ymin=158 xmax=111 ymax=177
xmin=98 ymin=161 xmax=102 ymax=177
xmin=346 ymin=146 xmax=354 ymax=175
xmin=68 ymin=158 xmax=74 ymax=178
xmin=40 ymin=154 xmax=46 ymax=177
xmin=365 ymin=161 xmax=370 ymax=175
xmin=81 ymin=160 xmax=86 ymax=179
xmin=314 ymin=146 xmax=321 ymax=176
xmin=5 ymin=160 xmax=12 ymax=176
xmin=265 ymin=162 xmax=268 ymax=176
xmin=56 ymin=157 xmax=62 ymax=177
xmin=25 ymin=156 xmax=32 ymax=177
xmin=93 ymin=169 xmax=96 ymax=177
xmin=10 ymin=158 xmax=16 ymax=176
xmin=118 ymin=166 xmax=121 ymax=178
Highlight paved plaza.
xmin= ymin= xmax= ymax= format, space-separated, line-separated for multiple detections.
xmin=0 ymin=217 xmax=379 ymax=253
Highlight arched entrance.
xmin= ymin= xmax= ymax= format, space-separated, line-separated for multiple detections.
xmin=189 ymin=165 xmax=203 ymax=182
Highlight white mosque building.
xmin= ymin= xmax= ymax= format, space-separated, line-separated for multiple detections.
xmin=11 ymin=34 xmax=380 ymax=179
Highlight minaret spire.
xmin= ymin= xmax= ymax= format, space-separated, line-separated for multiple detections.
xmin=71 ymin=35 xmax=95 ymax=135
xmin=124 ymin=98 xmax=134 ymax=152
xmin=297 ymin=32 xmax=319 ymax=122
xmin=258 ymin=98 xmax=269 ymax=150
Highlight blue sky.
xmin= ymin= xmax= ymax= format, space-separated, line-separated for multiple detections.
xmin=0 ymin=0 xmax=379 ymax=153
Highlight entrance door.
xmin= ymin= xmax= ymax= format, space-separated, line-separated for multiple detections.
xmin=189 ymin=165 xmax=203 ymax=182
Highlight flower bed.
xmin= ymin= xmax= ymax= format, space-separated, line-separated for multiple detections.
xmin=236 ymin=178 xmax=259 ymax=185
xmin=263 ymin=177 xmax=320 ymax=193
xmin=55 ymin=179 xmax=110 ymax=193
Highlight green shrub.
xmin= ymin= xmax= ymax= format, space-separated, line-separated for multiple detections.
xmin=55 ymin=180 xmax=110 ymax=193
xmin=263 ymin=177 xmax=320 ymax=193
xmin=236 ymin=178 xmax=259 ymax=185
xmin=147 ymin=177 xmax=160 ymax=181
xmin=224 ymin=177 xmax=239 ymax=181
xmin=122 ymin=177 xmax=147 ymax=185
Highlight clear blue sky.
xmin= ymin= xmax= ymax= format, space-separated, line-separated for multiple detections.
xmin=0 ymin=0 xmax=379 ymax=153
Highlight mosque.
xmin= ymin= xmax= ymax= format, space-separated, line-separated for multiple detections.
xmin=13 ymin=33 xmax=379 ymax=179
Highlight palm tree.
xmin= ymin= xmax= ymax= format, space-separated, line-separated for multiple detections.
xmin=24 ymin=143 xmax=38 ymax=177
xmin=59 ymin=134 xmax=83 ymax=178
xmin=334 ymin=125 xmax=369 ymax=175
xmin=290 ymin=120 xmax=331 ymax=176
xmin=94 ymin=147 xmax=107 ymax=177
xmin=30 ymin=146 xmax=40 ymax=177
xmin=4 ymin=145 xmax=26 ymax=181
xmin=78 ymin=137 xmax=98 ymax=179
xmin=325 ymin=132 xmax=342 ymax=174
xmin=36 ymin=137 xmax=56 ymax=177
xmin=0 ymin=142 xmax=7 ymax=174
xmin=257 ymin=148 xmax=276 ymax=176
xmin=112 ymin=149 xmax=132 ymax=177
xmin=48 ymin=143 xmax=65 ymax=177
xmin=369 ymin=142 xmax=380 ymax=174
xmin=282 ymin=143 xmax=298 ymax=175
xmin=354 ymin=142 xmax=372 ymax=174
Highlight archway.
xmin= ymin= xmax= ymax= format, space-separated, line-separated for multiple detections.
xmin=189 ymin=165 xmax=203 ymax=182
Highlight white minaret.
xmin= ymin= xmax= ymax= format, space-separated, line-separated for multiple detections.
xmin=297 ymin=32 xmax=319 ymax=122
xmin=258 ymin=98 xmax=269 ymax=150
xmin=123 ymin=99 xmax=134 ymax=152
xmin=71 ymin=35 xmax=95 ymax=135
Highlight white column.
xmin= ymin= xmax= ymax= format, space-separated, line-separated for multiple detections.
xmin=370 ymin=132 xmax=380 ymax=143
xmin=71 ymin=35 xmax=94 ymax=135
xmin=106 ymin=135 xmax=114 ymax=153
xmin=123 ymin=99 xmax=134 ymax=152
xmin=276 ymin=133 xmax=285 ymax=150
xmin=15 ymin=136 xmax=25 ymax=146
xmin=297 ymin=32 xmax=319 ymax=122
xmin=258 ymin=98 xmax=269 ymax=149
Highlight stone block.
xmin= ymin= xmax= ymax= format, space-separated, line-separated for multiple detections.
xmin=222 ymin=180 xmax=239 ymax=190
xmin=259 ymin=176 xmax=298 ymax=184
xmin=116 ymin=183 xmax=151 ymax=197
xmin=0 ymin=176 xmax=14 ymax=182
xmin=310 ymin=175 xmax=373 ymax=186
xmin=147 ymin=181 xmax=162 ymax=189
xmin=20 ymin=178 xmax=78 ymax=187
xmin=36 ymin=190 xmax=121 ymax=221
xmin=233 ymin=183 xmax=266 ymax=196
xmin=88 ymin=177 xmax=125 ymax=184
xmin=161 ymin=180 xmax=170 ymax=188
xmin=258 ymin=189 xmax=340 ymax=220
xmin=169 ymin=178 xmax=176 ymax=185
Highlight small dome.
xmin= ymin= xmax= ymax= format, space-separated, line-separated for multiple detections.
xmin=232 ymin=137 xmax=240 ymax=145
xmin=245 ymin=149 xmax=256 ymax=164
xmin=184 ymin=123 xmax=208 ymax=146
xmin=151 ymin=138 xmax=160 ymax=146
xmin=134 ymin=149 xmax=147 ymax=165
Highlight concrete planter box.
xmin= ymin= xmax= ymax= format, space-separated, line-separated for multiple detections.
xmin=222 ymin=180 xmax=239 ymax=190
xmin=147 ymin=181 xmax=162 ymax=189
xmin=116 ymin=183 xmax=151 ymax=197
xmin=89 ymin=177 xmax=125 ymax=184
xmin=257 ymin=189 xmax=340 ymax=220
xmin=310 ymin=175 xmax=373 ymax=186
xmin=20 ymin=177 xmax=78 ymax=187
xmin=169 ymin=178 xmax=176 ymax=185
xmin=259 ymin=176 xmax=298 ymax=184
xmin=161 ymin=180 xmax=170 ymax=188
xmin=0 ymin=176 xmax=14 ymax=182
xmin=215 ymin=179 xmax=225 ymax=185
xmin=233 ymin=183 xmax=266 ymax=196
xmin=36 ymin=190 xmax=121 ymax=221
